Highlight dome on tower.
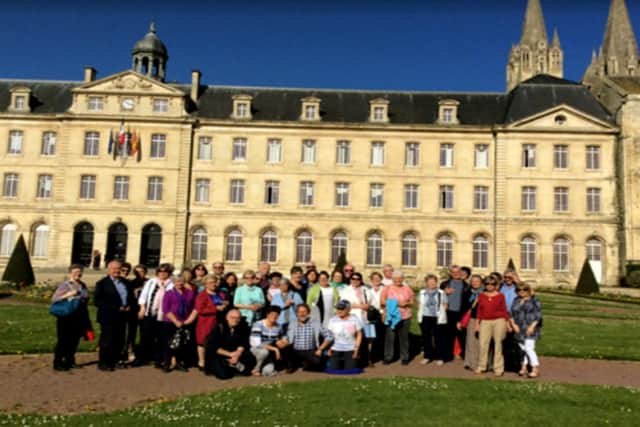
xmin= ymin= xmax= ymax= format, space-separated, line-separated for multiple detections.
xmin=132 ymin=21 xmax=168 ymax=57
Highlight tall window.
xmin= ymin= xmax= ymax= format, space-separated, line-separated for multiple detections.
xmin=264 ymin=180 xmax=280 ymax=205
xmin=230 ymin=179 xmax=245 ymax=204
xmin=301 ymin=140 xmax=316 ymax=164
xmin=40 ymin=132 xmax=56 ymax=156
xmin=371 ymin=141 xmax=385 ymax=166
xmin=14 ymin=95 xmax=25 ymax=110
xmin=553 ymin=238 xmax=570 ymax=272
xmin=331 ymin=231 xmax=348 ymax=263
xmin=299 ymin=181 xmax=315 ymax=206
xmin=554 ymin=145 xmax=568 ymax=169
xmin=401 ymin=233 xmax=417 ymax=267
xmin=236 ymin=102 xmax=249 ymax=119
xmin=520 ymin=236 xmax=537 ymax=270
xmin=260 ymin=230 xmax=277 ymax=262
xmin=439 ymin=143 xmax=454 ymax=167
xmin=521 ymin=186 xmax=537 ymax=211
xmin=522 ymin=144 xmax=536 ymax=168
xmin=197 ymin=136 xmax=212 ymax=160
xmin=150 ymin=134 xmax=166 ymax=158
xmin=335 ymin=182 xmax=350 ymax=207
xmin=366 ymin=232 xmax=383 ymax=266
xmin=3 ymin=173 xmax=19 ymax=198
xmin=439 ymin=185 xmax=454 ymax=209
xmin=587 ymin=187 xmax=601 ymax=213
xmin=586 ymin=145 xmax=601 ymax=170
xmin=437 ymin=234 xmax=453 ymax=267
xmin=84 ymin=131 xmax=100 ymax=156
xmin=405 ymin=142 xmax=420 ymax=167
xmin=80 ymin=175 xmax=96 ymax=200
xmin=152 ymin=98 xmax=169 ymax=113
xmin=474 ymin=186 xmax=489 ymax=211
xmin=554 ymin=187 xmax=569 ymax=212
xmin=87 ymin=96 xmax=104 ymax=111
xmin=373 ymin=106 xmax=385 ymax=121
xmin=267 ymin=139 xmax=282 ymax=163
xmin=226 ymin=229 xmax=243 ymax=262
xmin=404 ymin=184 xmax=419 ymax=209
xmin=304 ymin=105 xmax=317 ymax=120
xmin=147 ymin=176 xmax=163 ymax=201
xmin=32 ymin=224 xmax=49 ymax=257
xmin=370 ymin=183 xmax=384 ymax=208
xmin=8 ymin=130 xmax=23 ymax=154
xmin=474 ymin=144 xmax=489 ymax=168
xmin=586 ymin=238 xmax=602 ymax=261
xmin=37 ymin=174 xmax=52 ymax=199
xmin=336 ymin=140 xmax=351 ymax=165
xmin=473 ymin=235 xmax=489 ymax=268
xmin=441 ymin=108 xmax=454 ymax=123
xmin=0 ymin=223 xmax=17 ymax=256
xmin=232 ymin=138 xmax=247 ymax=161
xmin=191 ymin=227 xmax=207 ymax=261
xmin=296 ymin=231 xmax=313 ymax=264
xmin=195 ymin=178 xmax=210 ymax=203
xmin=113 ymin=176 xmax=129 ymax=201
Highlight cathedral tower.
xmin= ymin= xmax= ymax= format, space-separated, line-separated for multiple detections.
xmin=507 ymin=0 xmax=563 ymax=91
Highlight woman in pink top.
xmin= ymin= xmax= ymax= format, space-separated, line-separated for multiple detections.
xmin=380 ymin=271 xmax=415 ymax=365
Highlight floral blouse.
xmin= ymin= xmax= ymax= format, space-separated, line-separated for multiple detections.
xmin=510 ymin=296 xmax=542 ymax=341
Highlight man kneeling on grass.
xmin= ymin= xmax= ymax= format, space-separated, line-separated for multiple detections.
xmin=325 ymin=300 xmax=364 ymax=374
xmin=249 ymin=306 xmax=289 ymax=376
xmin=204 ymin=309 xmax=256 ymax=379
xmin=280 ymin=304 xmax=332 ymax=373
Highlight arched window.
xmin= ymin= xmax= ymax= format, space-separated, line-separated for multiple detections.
xmin=520 ymin=236 xmax=537 ymax=270
xmin=553 ymin=237 xmax=570 ymax=272
xmin=260 ymin=230 xmax=277 ymax=263
xmin=401 ymin=233 xmax=417 ymax=267
xmin=586 ymin=238 xmax=603 ymax=262
xmin=437 ymin=234 xmax=453 ymax=267
xmin=295 ymin=231 xmax=313 ymax=264
xmin=472 ymin=235 xmax=489 ymax=269
xmin=0 ymin=223 xmax=17 ymax=256
xmin=225 ymin=229 xmax=243 ymax=262
xmin=366 ymin=232 xmax=383 ymax=266
xmin=191 ymin=227 xmax=207 ymax=262
xmin=32 ymin=224 xmax=49 ymax=258
xmin=331 ymin=231 xmax=348 ymax=264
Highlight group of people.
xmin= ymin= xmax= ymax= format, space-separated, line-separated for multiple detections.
xmin=51 ymin=260 xmax=542 ymax=380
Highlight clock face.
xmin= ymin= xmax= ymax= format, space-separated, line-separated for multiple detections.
xmin=121 ymin=98 xmax=135 ymax=110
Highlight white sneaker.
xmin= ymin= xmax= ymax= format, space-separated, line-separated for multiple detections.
xmin=420 ymin=358 xmax=431 ymax=365
xmin=261 ymin=363 xmax=276 ymax=376
xmin=436 ymin=360 xmax=444 ymax=366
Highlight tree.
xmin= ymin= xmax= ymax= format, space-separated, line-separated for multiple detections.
xmin=506 ymin=258 xmax=517 ymax=273
xmin=575 ymin=258 xmax=600 ymax=295
xmin=333 ymin=250 xmax=347 ymax=278
xmin=1 ymin=234 xmax=35 ymax=288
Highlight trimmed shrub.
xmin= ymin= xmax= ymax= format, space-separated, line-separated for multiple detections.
xmin=333 ymin=250 xmax=347 ymax=279
xmin=575 ymin=259 xmax=600 ymax=295
xmin=506 ymin=258 xmax=517 ymax=273
xmin=626 ymin=270 xmax=640 ymax=289
xmin=1 ymin=234 xmax=35 ymax=288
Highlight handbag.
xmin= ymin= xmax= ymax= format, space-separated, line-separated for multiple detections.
xmin=169 ymin=328 xmax=191 ymax=350
xmin=459 ymin=309 xmax=472 ymax=329
xmin=363 ymin=288 xmax=381 ymax=323
xmin=49 ymin=298 xmax=80 ymax=317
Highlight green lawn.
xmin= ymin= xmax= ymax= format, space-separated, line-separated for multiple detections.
xmin=0 ymin=378 xmax=637 ymax=426
xmin=1 ymin=292 xmax=640 ymax=360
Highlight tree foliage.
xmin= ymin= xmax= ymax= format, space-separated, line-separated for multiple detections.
xmin=575 ymin=258 xmax=600 ymax=295
xmin=1 ymin=234 xmax=35 ymax=287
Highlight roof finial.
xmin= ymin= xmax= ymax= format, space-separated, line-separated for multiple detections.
xmin=552 ymin=27 xmax=561 ymax=48
xmin=149 ymin=19 xmax=156 ymax=34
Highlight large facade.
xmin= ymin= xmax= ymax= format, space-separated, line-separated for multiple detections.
xmin=0 ymin=1 xmax=632 ymax=287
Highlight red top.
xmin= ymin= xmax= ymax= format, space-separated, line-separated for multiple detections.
xmin=476 ymin=292 xmax=509 ymax=321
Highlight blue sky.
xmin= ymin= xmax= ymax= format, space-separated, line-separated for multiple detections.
xmin=0 ymin=0 xmax=637 ymax=92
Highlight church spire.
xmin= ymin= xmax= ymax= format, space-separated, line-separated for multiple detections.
xmin=521 ymin=0 xmax=548 ymax=46
xmin=602 ymin=0 xmax=638 ymax=64
xmin=552 ymin=27 xmax=561 ymax=48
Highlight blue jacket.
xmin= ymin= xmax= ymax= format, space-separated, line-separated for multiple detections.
xmin=271 ymin=291 xmax=304 ymax=326
xmin=384 ymin=298 xmax=402 ymax=330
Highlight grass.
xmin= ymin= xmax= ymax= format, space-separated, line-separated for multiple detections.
xmin=0 ymin=378 xmax=637 ymax=426
xmin=1 ymin=291 xmax=640 ymax=360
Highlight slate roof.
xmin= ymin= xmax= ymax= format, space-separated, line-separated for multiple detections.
xmin=0 ymin=74 xmax=615 ymax=126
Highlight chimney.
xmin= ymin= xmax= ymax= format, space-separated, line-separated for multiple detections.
xmin=84 ymin=67 xmax=96 ymax=83
xmin=191 ymin=70 xmax=201 ymax=104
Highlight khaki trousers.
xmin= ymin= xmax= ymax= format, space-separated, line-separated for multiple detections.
xmin=477 ymin=318 xmax=507 ymax=374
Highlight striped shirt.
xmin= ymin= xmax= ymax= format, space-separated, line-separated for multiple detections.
xmin=250 ymin=320 xmax=283 ymax=348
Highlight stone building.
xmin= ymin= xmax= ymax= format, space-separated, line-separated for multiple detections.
xmin=0 ymin=1 xmax=632 ymax=287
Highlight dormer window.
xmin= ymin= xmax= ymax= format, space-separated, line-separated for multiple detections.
xmin=9 ymin=87 xmax=31 ymax=113
xmin=369 ymin=98 xmax=389 ymax=123
xmin=300 ymin=97 xmax=321 ymax=121
xmin=88 ymin=96 xmax=104 ymax=112
xmin=438 ymin=100 xmax=460 ymax=125
xmin=232 ymin=94 xmax=252 ymax=120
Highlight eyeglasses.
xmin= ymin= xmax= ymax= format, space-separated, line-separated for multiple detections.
xmin=158 ymin=270 xmax=168 ymax=274
xmin=195 ymin=266 xmax=205 ymax=270
xmin=351 ymin=277 xmax=362 ymax=281
xmin=344 ymin=268 xmax=353 ymax=272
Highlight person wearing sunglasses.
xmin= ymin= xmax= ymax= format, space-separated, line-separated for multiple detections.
xmin=509 ymin=284 xmax=542 ymax=378
xmin=474 ymin=276 xmax=511 ymax=376
xmin=340 ymin=272 xmax=375 ymax=367
xmin=233 ymin=270 xmax=265 ymax=324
